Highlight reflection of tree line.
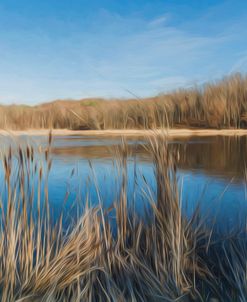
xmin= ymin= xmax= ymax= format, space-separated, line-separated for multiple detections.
xmin=173 ymin=136 xmax=247 ymax=179
xmin=51 ymin=136 xmax=247 ymax=180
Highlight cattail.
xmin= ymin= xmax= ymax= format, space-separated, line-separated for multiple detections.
xmin=48 ymin=160 xmax=52 ymax=172
xmin=39 ymin=166 xmax=43 ymax=180
xmin=26 ymin=146 xmax=30 ymax=160
xmin=19 ymin=147 xmax=23 ymax=166
xmin=3 ymin=155 xmax=7 ymax=173
xmin=31 ymin=146 xmax=34 ymax=162
xmin=48 ymin=130 xmax=52 ymax=146
xmin=45 ymin=149 xmax=48 ymax=162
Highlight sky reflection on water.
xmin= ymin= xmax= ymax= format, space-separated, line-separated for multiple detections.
xmin=0 ymin=134 xmax=247 ymax=231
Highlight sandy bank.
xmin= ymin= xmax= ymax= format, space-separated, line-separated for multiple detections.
xmin=1 ymin=128 xmax=247 ymax=138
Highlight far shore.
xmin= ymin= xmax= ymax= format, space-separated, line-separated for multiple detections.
xmin=1 ymin=128 xmax=247 ymax=138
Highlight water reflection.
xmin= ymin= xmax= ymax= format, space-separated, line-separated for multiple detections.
xmin=51 ymin=135 xmax=247 ymax=181
xmin=0 ymin=134 xmax=247 ymax=230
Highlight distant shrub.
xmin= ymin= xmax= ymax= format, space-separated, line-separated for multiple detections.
xmin=1 ymin=73 xmax=247 ymax=130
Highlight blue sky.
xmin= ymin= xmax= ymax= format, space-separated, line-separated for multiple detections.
xmin=0 ymin=0 xmax=246 ymax=104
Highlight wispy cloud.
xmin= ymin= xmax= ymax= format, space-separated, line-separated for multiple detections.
xmin=80 ymin=10 xmax=235 ymax=97
xmin=0 ymin=0 xmax=246 ymax=104
xmin=148 ymin=14 xmax=170 ymax=28
xmin=229 ymin=53 xmax=247 ymax=73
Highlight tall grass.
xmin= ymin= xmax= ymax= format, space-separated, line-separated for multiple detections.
xmin=0 ymin=134 xmax=246 ymax=301
xmin=1 ymin=73 xmax=247 ymax=130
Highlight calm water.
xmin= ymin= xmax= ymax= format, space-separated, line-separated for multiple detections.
xmin=1 ymin=134 xmax=247 ymax=230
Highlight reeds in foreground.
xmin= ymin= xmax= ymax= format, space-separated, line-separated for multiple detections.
xmin=0 ymin=134 xmax=246 ymax=301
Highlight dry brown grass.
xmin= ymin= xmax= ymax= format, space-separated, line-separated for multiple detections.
xmin=0 ymin=134 xmax=246 ymax=301
xmin=1 ymin=73 xmax=247 ymax=130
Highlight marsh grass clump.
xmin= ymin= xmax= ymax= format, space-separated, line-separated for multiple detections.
xmin=0 ymin=134 xmax=246 ymax=301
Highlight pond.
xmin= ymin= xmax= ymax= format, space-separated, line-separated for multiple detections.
xmin=0 ymin=134 xmax=247 ymax=231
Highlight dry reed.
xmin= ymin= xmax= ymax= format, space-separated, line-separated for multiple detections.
xmin=0 ymin=134 xmax=246 ymax=301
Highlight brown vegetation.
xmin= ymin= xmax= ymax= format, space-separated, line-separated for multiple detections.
xmin=1 ymin=73 xmax=247 ymax=130
xmin=0 ymin=134 xmax=247 ymax=301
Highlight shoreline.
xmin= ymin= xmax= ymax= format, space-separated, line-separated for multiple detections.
xmin=1 ymin=128 xmax=247 ymax=138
